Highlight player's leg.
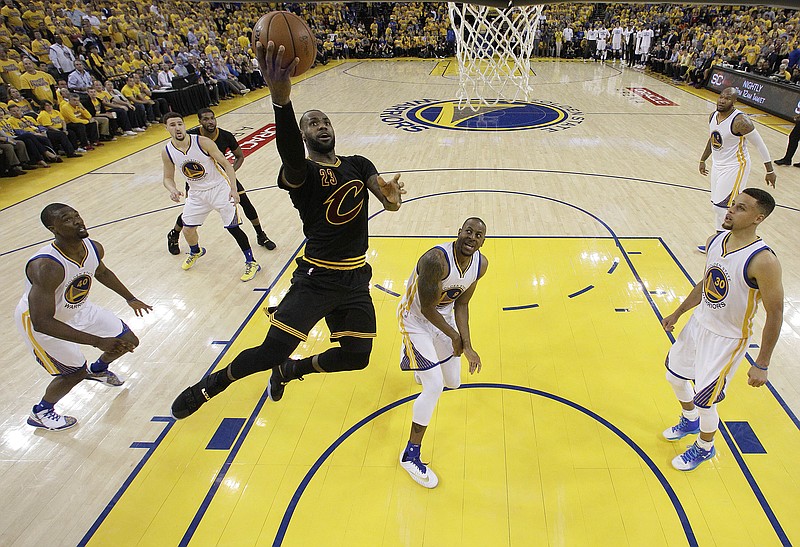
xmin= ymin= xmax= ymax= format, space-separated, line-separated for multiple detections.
xmin=82 ymin=308 xmax=139 ymax=386
xmin=171 ymin=328 xmax=299 ymax=419
xmin=16 ymin=306 xmax=86 ymax=430
xmin=236 ymin=180 xmax=276 ymax=250
xmin=180 ymin=191 xmax=212 ymax=270
xmin=170 ymin=270 xmax=328 ymax=418
xmin=662 ymin=315 xmax=700 ymax=441
xmin=672 ymin=325 xmax=749 ymax=471
xmin=216 ymin=184 xmax=260 ymax=281
xmin=398 ymin=326 xmax=454 ymax=488
xmin=167 ymin=183 xmax=191 ymax=255
xmin=167 ymin=213 xmax=183 ymax=255
xmin=267 ymin=270 xmax=375 ymax=400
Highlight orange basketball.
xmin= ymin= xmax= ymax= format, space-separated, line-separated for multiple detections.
xmin=253 ymin=11 xmax=316 ymax=77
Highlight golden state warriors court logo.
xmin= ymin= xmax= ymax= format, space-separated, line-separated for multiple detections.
xmin=711 ymin=130 xmax=723 ymax=150
xmin=65 ymin=274 xmax=91 ymax=306
xmin=181 ymin=160 xmax=207 ymax=180
xmin=704 ymin=266 xmax=728 ymax=304
xmin=381 ymin=99 xmax=583 ymax=133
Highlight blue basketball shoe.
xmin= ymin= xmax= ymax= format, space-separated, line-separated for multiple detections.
xmin=662 ymin=415 xmax=701 ymax=441
xmin=672 ymin=442 xmax=716 ymax=471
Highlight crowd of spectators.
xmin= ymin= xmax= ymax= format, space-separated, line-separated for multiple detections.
xmin=2 ymin=0 xmax=799 ymax=177
xmin=532 ymin=4 xmax=800 ymax=89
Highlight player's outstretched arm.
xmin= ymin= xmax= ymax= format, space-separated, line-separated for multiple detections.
xmin=199 ymin=136 xmax=239 ymax=203
xmin=161 ymin=148 xmax=182 ymax=202
xmin=747 ymin=250 xmax=784 ymax=387
xmin=454 ymin=256 xmax=489 ymax=374
xmin=92 ymin=241 xmax=153 ymax=317
xmin=255 ymin=41 xmax=298 ymax=106
xmin=699 ymin=137 xmax=712 ymax=176
xmin=257 ymin=41 xmax=306 ymax=187
xmin=736 ymin=115 xmax=776 ymax=187
xmin=367 ymin=173 xmax=405 ymax=211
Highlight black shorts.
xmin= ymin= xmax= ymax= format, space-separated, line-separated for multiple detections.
xmin=266 ymin=258 xmax=376 ymax=351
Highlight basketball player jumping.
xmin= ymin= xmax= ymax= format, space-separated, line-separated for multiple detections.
xmin=162 ymin=112 xmax=261 ymax=281
xmin=698 ymin=87 xmax=776 ymax=252
xmin=166 ymin=108 xmax=276 ymax=255
xmin=14 ymin=204 xmax=152 ymax=431
xmin=398 ymin=218 xmax=488 ymax=488
xmin=660 ymin=188 xmax=783 ymax=471
xmin=170 ymin=41 xmax=405 ymax=419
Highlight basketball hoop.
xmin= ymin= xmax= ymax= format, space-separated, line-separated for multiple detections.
xmin=448 ymin=2 xmax=544 ymax=111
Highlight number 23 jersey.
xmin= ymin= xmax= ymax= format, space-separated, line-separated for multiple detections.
xmin=280 ymin=155 xmax=378 ymax=267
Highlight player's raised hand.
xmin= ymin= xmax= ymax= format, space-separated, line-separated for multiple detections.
xmin=127 ymin=298 xmax=153 ymax=317
xmin=169 ymin=189 xmax=184 ymax=203
xmin=256 ymin=42 xmax=298 ymax=105
xmin=378 ymin=174 xmax=405 ymax=206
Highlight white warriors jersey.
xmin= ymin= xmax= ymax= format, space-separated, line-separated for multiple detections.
xmin=399 ymin=241 xmax=482 ymax=319
xmin=18 ymin=239 xmax=100 ymax=323
xmin=694 ymin=231 xmax=771 ymax=339
xmin=165 ymin=134 xmax=230 ymax=191
xmin=709 ymin=108 xmax=750 ymax=168
xmin=612 ymin=27 xmax=623 ymax=47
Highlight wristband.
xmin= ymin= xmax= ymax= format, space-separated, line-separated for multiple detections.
xmin=126 ymin=297 xmax=139 ymax=303
xmin=766 ymin=170 xmax=775 ymax=174
xmin=751 ymin=362 xmax=769 ymax=371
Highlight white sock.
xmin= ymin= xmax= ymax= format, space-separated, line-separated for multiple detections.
xmin=696 ymin=437 xmax=714 ymax=451
xmin=682 ymin=408 xmax=699 ymax=421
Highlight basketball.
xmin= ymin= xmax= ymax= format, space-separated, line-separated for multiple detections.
xmin=253 ymin=11 xmax=316 ymax=77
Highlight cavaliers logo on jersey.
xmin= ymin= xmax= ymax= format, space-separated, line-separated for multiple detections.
xmin=324 ymin=179 xmax=364 ymax=225
xmin=710 ymin=130 xmax=723 ymax=150
xmin=438 ymin=287 xmax=464 ymax=306
xmin=65 ymin=274 xmax=92 ymax=305
xmin=704 ymin=266 xmax=728 ymax=303
xmin=181 ymin=160 xmax=207 ymax=180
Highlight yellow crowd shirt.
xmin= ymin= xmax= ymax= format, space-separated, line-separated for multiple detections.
xmin=37 ymin=109 xmax=66 ymax=130
xmin=0 ymin=58 xmax=22 ymax=88
xmin=59 ymin=102 xmax=91 ymax=124
xmin=19 ymin=70 xmax=56 ymax=102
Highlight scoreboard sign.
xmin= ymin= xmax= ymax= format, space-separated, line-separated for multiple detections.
xmin=706 ymin=66 xmax=800 ymax=120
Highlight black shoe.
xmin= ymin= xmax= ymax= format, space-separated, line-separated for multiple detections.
xmin=171 ymin=372 xmax=228 ymax=419
xmin=774 ymin=158 xmax=791 ymax=166
xmin=794 ymin=163 xmax=800 ymax=168
xmin=167 ymin=230 xmax=180 ymax=255
xmin=257 ymin=232 xmax=276 ymax=250
xmin=267 ymin=363 xmax=291 ymax=402
xmin=171 ymin=384 xmax=209 ymax=419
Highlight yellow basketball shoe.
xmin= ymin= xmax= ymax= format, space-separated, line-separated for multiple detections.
xmin=182 ymin=248 xmax=206 ymax=270
xmin=241 ymin=261 xmax=261 ymax=282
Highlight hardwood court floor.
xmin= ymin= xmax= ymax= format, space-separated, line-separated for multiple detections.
xmin=0 ymin=59 xmax=798 ymax=546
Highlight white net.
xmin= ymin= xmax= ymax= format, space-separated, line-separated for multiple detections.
xmin=447 ymin=2 xmax=545 ymax=111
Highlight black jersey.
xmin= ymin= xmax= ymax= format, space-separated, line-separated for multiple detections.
xmin=280 ymin=155 xmax=378 ymax=268
xmin=187 ymin=127 xmax=239 ymax=155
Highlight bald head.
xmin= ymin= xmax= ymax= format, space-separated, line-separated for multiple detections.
xmin=40 ymin=203 xmax=72 ymax=228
